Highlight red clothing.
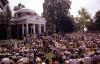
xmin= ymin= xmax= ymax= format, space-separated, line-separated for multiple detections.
xmin=52 ymin=61 xmax=59 ymax=64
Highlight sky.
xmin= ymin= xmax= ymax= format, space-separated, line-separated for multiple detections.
xmin=9 ymin=0 xmax=100 ymax=17
xmin=70 ymin=0 xmax=100 ymax=16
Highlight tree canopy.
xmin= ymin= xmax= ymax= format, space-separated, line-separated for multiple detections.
xmin=0 ymin=0 xmax=12 ymax=40
xmin=13 ymin=3 xmax=25 ymax=11
xmin=43 ymin=0 xmax=75 ymax=33
xmin=91 ymin=10 xmax=100 ymax=31
xmin=75 ymin=8 xmax=91 ymax=31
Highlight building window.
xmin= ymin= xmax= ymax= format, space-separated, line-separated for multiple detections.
xmin=22 ymin=13 xmax=26 ymax=16
xmin=18 ymin=13 xmax=22 ymax=17
xmin=26 ymin=12 xmax=31 ymax=16
xmin=36 ymin=18 xmax=39 ymax=20
xmin=34 ymin=13 xmax=37 ymax=15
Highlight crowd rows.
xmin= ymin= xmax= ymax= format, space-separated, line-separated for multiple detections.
xmin=0 ymin=32 xmax=100 ymax=64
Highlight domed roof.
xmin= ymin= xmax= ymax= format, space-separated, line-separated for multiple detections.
xmin=15 ymin=8 xmax=37 ymax=14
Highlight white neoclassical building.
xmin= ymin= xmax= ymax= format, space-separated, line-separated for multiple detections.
xmin=11 ymin=8 xmax=46 ymax=38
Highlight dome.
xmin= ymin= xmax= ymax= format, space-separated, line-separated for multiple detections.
xmin=15 ymin=8 xmax=37 ymax=15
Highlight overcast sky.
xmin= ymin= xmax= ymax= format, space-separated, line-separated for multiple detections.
xmin=9 ymin=0 xmax=100 ymax=17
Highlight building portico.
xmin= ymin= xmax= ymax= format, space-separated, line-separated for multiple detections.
xmin=11 ymin=8 xmax=46 ymax=39
xmin=21 ymin=21 xmax=46 ymax=37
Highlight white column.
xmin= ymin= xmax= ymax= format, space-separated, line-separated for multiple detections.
xmin=39 ymin=24 xmax=41 ymax=34
xmin=22 ymin=24 xmax=24 ymax=36
xmin=26 ymin=21 xmax=28 ymax=37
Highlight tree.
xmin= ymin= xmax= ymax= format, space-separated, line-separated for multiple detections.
xmin=91 ymin=10 xmax=100 ymax=31
xmin=75 ymin=8 xmax=91 ymax=31
xmin=43 ymin=0 xmax=74 ymax=33
xmin=13 ymin=3 xmax=25 ymax=11
xmin=6 ymin=4 xmax=12 ymax=39
xmin=0 ymin=0 xmax=12 ymax=40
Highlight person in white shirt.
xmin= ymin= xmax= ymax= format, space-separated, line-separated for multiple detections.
xmin=1 ymin=58 xmax=10 ymax=64
xmin=83 ymin=56 xmax=91 ymax=64
xmin=68 ymin=59 xmax=77 ymax=64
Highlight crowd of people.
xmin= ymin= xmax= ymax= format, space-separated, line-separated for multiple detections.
xmin=0 ymin=32 xmax=100 ymax=64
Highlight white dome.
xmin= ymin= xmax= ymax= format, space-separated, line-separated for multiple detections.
xmin=15 ymin=8 xmax=37 ymax=14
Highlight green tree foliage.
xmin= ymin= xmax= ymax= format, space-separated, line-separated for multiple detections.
xmin=0 ymin=0 xmax=12 ymax=40
xmin=0 ymin=0 xmax=8 ymax=9
xmin=90 ymin=10 xmax=100 ymax=31
xmin=43 ymin=0 xmax=75 ymax=33
xmin=75 ymin=8 xmax=91 ymax=31
xmin=13 ymin=3 xmax=25 ymax=11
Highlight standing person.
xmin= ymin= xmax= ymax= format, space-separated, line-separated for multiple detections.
xmin=52 ymin=58 xmax=60 ymax=64
xmin=43 ymin=40 xmax=49 ymax=52
xmin=68 ymin=55 xmax=77 ymax=64
xmin=83 ymin=56 xmax=91 ymax=64
xmin=45 ymin=59 xmax=50 ymax=64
